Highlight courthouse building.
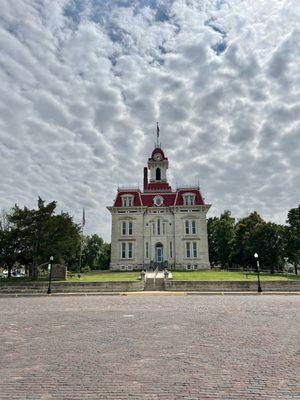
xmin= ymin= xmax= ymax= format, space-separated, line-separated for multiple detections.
xmin=107 ymin=133 xmax=211 ymax=271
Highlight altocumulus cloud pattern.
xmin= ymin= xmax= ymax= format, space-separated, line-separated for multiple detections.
xmin=0 ymin=0 xmax=300 ymax=240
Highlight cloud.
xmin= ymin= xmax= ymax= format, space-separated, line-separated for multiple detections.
xmin=0 ymin=0 xmax=300 ymax=241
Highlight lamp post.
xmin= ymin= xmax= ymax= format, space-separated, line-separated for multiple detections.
xmin=254 ymin=253 xmax=262 ymax=293
xmin=47 ymin=256 xmax=54 ymax=295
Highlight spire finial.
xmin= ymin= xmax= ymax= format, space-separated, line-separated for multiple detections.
xmin=156 ymin=122 xmax=160 ymax=147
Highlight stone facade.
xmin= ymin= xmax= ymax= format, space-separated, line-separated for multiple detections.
xmin=107 ymin=141 xmax=211 ymax=271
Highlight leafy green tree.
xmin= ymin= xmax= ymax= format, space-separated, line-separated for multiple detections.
xmin=285 ymin=205 xmax=300 ymax=275
xmin=81 ymin=234 xmax=110 ymax=270
xmin=251 ymin=222 xmax=284 ymax=273
xmin=207 ymin=210 xmax=235 ymax=268
xmin=3 ymin=198 xmax=81 ymax=279
xmin=231 ymin=211 xmax=265 ymax=269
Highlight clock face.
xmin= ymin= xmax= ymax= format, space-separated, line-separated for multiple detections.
xmin=154 ymin=153 xmax=162 ymax=161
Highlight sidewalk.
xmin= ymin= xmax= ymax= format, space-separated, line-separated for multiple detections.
xmin=0 ymin=291 xmax=299 ymax=298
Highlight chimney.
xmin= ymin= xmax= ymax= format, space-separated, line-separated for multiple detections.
xmin=143 ymin=167 xmax=148 ymax=190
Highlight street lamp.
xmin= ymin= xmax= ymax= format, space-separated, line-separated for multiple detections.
xmin=47 ymin=256 xmax=54 ymax=295
xmin=254 ymin=253 xmax=262 ymax=293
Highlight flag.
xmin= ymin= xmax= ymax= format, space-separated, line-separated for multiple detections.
xmin=156 ymin=122 xmax=160 ymax=139
xmin=82 ymin=208 xmax=86 ymax=227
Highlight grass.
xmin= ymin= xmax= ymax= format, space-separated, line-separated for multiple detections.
xmin=65 ymin=271 xmax=140 ymax=282
xmin=172 ymin=270 xmax=300 ymax=281
xmin=0 ymin=270 xmax=140 ymax=284
xmin=1 ymin=270 xmax=299 ymax=284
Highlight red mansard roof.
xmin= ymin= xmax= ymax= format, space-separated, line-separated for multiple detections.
xmin=113 ymin=188 xmax=205 ymax=207
xmin=145 ymin=182 xmax=172 ymax=191
xmin=141 ymin=193 xmax=177 ymax=207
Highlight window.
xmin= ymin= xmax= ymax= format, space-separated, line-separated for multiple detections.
xmin=128 ymin=221 xmax=133 ymax=235
xmin=156 ymin=168 xmax=161 ymax=180
xmin=145 ymin=242 xmax=149 ymax=259
xmin=191 ymin=220 xmax=196 ymax=234
xmin=121 ymin=243 xmax=126 ymax=259
xmin=127 ymin=265 xmax=133 ymax=271
xmin=185 ymin=242 xmax=191 ymax=258
xmin=183 ymin=194 xmax=195 ymax=206
xmin=152 ymin=223 xmax=155 ymax=235
xmin=193 ymin=242 xmax=198 ymax=258
xmin=169 ymin=241 xmax=173 ymax=258
xmin=128 ymin=243 xmax=133 ymax=259
xmin=122 ymin=195 xmax=134 ymax=207
xmin=193 ymin=264 xmax=198 ymax=270
xmin=157 ymin=219 xmax=161 ymax=235
xmin=185 ymin=220 xmax=190 ymax=234
xmin=121 ymin=222 xmax=126 ymax=235
xmin=121 ymin=265 xmax=126 ymax=270
xmin=186 ymin=264 xmax=192 ymax=270
xmin=153 ymin=196 xmax=163 ymax=206
xmin=163 ymin=222 xmax=166 ymax=235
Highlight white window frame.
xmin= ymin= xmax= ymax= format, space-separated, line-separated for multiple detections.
xmin=193 ymin=242 xmax=198 ymax=258
xmin=185 ymin=242 xmax=191 ymax=258
xmin=186 ymin=264 xmax=192 ymax=270
xmin=128 ymin=221 xmax=133 ymax=235
xmin=121 ymin=243 xmax=126 ymax=259
xmin=185 ymin=220 xmax=190 ymax=235
xmin=121 ymin=195 xmax=134 ymax=207
xmin=157 ymin=219 xmax=161 ymax=235
xmin=183 ymin=194 xmax=196 ymax=206
xmin=121 ymin=221 xmax=126 ymax=235
xmin=128 ymin=243 xmax=133 ymax=259
xmin=193 ymin=264 xmax=198 ymax=270
xmin=191 ymin=220 xmax=197 ymax=234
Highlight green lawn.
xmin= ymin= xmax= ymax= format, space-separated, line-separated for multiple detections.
xmin=66 ymin=271 xmax=140 ymax=282
xmin=0 ymin=271 xmax=140 ymax=284
xmin=172 ymin=270 xmax=300 ymax=281
xmin=1 ymin=270 xmax=299 ymax=284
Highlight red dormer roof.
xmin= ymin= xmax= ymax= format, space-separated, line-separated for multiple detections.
xmin=113 ymin=190 xmax=142 ymax=207
xmin=175 ymin=189 xmax=205 ymax=206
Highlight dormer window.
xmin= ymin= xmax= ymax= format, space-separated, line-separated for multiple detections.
xmin=183 ymin=193 xmax=196 ymax=206
xmin=121 ymin=195 xmax=134 ymax=207
xmin=153 ymin=195 xmax=163 ymax=207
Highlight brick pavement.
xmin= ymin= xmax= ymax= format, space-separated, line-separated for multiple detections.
xmin=0 ymin=295 xmax=299 ymax=399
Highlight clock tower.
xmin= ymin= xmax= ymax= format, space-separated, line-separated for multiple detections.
xmin=107 ymin=124 xmax=211 ymax=271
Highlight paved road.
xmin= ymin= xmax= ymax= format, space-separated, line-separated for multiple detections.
xmin=0 ymin=295 xmax=299 ymax=400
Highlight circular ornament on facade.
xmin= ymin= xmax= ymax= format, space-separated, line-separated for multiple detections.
xmin=153 ymin=195 xmax=164 ymax=206
xmin=154 ymin=153 xmax=162 ymax=161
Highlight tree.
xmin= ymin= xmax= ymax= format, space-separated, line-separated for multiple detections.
xmin=231 ymin=212 xmax=265 ymax=269
xmin=81 ymin=234 xmax=111 ymax=270
xmin=285 ymin=205 xmax=300 ymax=275
xmin=251 ymin=222 xmax=284 ymax=273
xmin=207 ymin=210 xmax=235 ymax=268
xmin=3 ymin=198 xmax=81 ymax=279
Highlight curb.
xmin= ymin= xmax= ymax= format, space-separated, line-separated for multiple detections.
xmin=0 ymin=291 xmax=300 ymax=298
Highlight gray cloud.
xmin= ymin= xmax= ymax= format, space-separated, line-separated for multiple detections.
xmin=0 ymin=0 xmax=300 ymax=240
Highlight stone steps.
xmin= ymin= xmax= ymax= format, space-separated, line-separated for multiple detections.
xmin=144 ymin=278 xmax=165 ymax=291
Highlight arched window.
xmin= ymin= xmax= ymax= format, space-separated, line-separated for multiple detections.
xmin=156 ymin=167 xmax=161 ymax=180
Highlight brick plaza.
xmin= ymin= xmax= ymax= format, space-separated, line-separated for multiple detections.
xmin=0 ymin=295 xmax=299 ymax=399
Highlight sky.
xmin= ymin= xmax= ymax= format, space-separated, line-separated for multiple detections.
xmin=0 ymin=0 xmax=300 ymax=242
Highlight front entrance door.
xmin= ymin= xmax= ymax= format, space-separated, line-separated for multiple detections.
xmin=155 ymin=244 xmax=163 ymax=263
